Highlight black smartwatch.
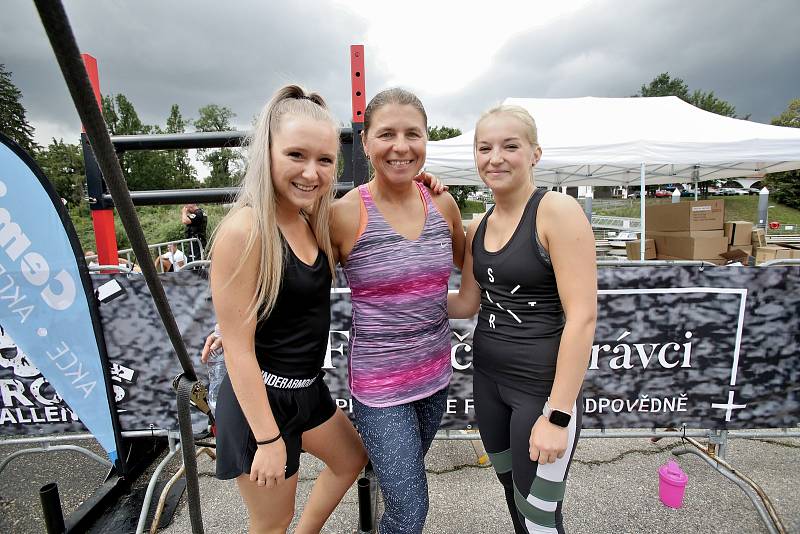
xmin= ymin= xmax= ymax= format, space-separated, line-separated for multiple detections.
xmin=542 ymin=399 xmax=572 ymax=428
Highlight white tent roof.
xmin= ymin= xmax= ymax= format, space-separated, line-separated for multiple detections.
xmin=425 ymin=96 xmax=800 ymax=187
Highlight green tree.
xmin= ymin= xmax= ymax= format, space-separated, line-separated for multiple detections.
xmin=427 ymin=125 xmax=462 ymax=141
xmin=427 ymin=125 xmax=477 ymax=209
xmin=764 ymin=99 xmax=800 ymax=209
xmin=194 ymin=104 xmax=239 ymax=187
xmin=638 ymin=72 xmax=738 ymax=117
xmin=102 ymin=93 xmax=177 ymax=191
xmin=0 ymin=64 xmax=38 ymax=154
xmin=689 ymin=89 xmax=736 ymax=118
xmin=164 ymin=104 xmax=197 ymax=189
xmin=638 ymin=72 xmax=690 ymax=100
xmin=771 ymin=98 xmax=800 ymax=128
xmin=36 ymin=139 xmax=85 ymax=206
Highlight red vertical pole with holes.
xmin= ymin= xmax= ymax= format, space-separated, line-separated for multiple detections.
xmin=350 ymin=45 xmax=369 ymax=186
xmin=81 ymin=54 xmax=118 ymax=266
xmin=351 ymin=45 xmax=366 ymax=123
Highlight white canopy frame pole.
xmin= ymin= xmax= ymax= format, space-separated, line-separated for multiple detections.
xmin=693 ymin=165 xmax=700 ymax=201
xmin=640 ymin=162 xmax=646 ymax=261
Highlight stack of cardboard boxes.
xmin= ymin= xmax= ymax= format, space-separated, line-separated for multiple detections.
xmin=722 ymin=220 xmax=755 ymax=264
xmin=623 ymin=199 xmax=800 ymax=264
xmin=753 ymin=228 xmax=800 ymax=263
xmin=646 ymin=199 xmax=728 ymax=264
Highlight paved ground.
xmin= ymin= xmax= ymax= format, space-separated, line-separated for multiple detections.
xmin=162 ymin=431 xmax=800 ymax=534
xmin=2 ymin=430 xmax=798 ymax=533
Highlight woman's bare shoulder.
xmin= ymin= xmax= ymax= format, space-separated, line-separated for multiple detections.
xmin=215 ymin=207 xmax=256 ymax=248
xmin=332 ymin=189 xmax=362 ymax=231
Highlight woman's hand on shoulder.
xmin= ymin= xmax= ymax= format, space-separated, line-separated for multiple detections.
xmin=415 ymin=171 xmax=448 ymax=195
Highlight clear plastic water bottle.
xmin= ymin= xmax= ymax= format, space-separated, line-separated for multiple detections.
xmin=206 ymin=324 xmax=226 ymax=415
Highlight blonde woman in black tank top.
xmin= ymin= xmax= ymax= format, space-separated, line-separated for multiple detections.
xmin=448 ymin=106 xmax=597 ymax=533
xmin=209 ymin=86 xmax=367 ymax=534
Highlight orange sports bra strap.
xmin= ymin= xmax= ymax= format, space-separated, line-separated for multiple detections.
xmin=415 ymin=181 xmax=429 ymax=218
xmin=355 ymin=184 xmax=370 ymax=242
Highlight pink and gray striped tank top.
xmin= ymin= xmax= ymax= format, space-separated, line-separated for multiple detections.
xmin=343 ymin=182 xmax=453 ymax=407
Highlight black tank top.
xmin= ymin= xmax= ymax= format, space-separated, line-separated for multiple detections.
xmin=254 ymin=241 xmax=332 ymax=379
xmin=472 ymin=188 xmax=565 ymax=394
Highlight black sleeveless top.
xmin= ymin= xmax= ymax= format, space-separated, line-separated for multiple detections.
xmin=472 ymin=188 xmax=565 ymax=395
xmin=253 ymin=241 xmax=332 ymax=379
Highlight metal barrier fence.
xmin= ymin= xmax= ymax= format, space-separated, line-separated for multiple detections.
xmin=84 ymin=237 xmax=204 ymax=273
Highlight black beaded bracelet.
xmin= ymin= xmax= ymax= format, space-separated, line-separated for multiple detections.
xmin=256 ymin=433 xmax=282 ymax=446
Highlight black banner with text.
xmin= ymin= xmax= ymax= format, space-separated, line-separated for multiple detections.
xmin=1 ymin=265 xmax=798 ymax=435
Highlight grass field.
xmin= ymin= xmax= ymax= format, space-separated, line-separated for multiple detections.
xmin=594 ymin=195 xmax=800 ymax=228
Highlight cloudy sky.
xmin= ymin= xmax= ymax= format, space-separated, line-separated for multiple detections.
xmin=3 ymin=0 xmax=799 ymax=148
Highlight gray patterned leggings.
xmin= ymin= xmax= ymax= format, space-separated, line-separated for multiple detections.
xmin=353 ymin=387 xmax=448 ymax=534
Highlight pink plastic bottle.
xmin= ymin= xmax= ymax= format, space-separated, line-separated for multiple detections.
xmin=658 ymin=460 xmax=688 ymax=508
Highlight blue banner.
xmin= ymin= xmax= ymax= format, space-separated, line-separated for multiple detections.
xmin=0 ymin=134 xmax=119 ymax=464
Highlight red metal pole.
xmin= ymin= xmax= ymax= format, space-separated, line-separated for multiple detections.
xmin=350 ymin=45 xmax=366 ymax=123
xmin=350 ymin=45 xmax=369 ymax=186
xmin=81 ymin=53 xmax=118 ymax=267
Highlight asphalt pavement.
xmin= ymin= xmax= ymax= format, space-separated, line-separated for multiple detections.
xmin=163 ymin=430 xmax=800 ymax=534
xmin=2 ymin=430 xmax=798 ymax=533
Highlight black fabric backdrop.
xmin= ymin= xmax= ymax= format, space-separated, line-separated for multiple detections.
xmin=2 ymin=265 xmax=798 ymax=436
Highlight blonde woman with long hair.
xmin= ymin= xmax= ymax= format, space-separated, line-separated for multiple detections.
xmin=210 ymin=85 xmax=367 ymax=534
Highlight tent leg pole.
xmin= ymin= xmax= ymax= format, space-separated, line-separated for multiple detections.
xmin=639 ymin=162 xmax=646 ymax=260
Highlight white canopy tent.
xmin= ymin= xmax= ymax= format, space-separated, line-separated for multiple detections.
xmin=425 ymin=96 xmax=800 ymax=188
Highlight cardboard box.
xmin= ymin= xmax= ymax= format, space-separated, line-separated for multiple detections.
xmin=656 ymin=254 xmax=726 ymax=265
xmin=751 ymin=228 xmax=766 ymax=247
xmin=646 ymin=229 xmax=724 ymax=238
xmin=646 ymin=200 xmax=724 ymax=232
xmin=649 ymin=234 xmax=728 ymax=260
xmin=625 ymin=239 xmax=656 ymax=260
xmin=779 ymin=244 xmax=800 ymax=259
xmin=755 ymin=246 xmax=794 ymax=264
xmin=728 ymin=244 xmax=753 ymax=255
xmin=755 ymin=246 xmax=777 ymax=264
xmin=724 ymin=221 xmax=754 ymax=246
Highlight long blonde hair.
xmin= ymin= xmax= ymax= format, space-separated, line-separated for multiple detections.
xmin=209 ymin=85 xmax=339 ymax=323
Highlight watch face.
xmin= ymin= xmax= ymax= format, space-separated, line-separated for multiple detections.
xmin=549 ymin=410 xmax=571 ymax=428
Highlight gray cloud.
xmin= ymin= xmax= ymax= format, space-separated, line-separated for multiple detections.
xmin=1 ymin=1 xmax=378 ymax=142
xmin=2 ymin=0 xmax=798 ymax=145
xmin=423 ymin=0 xmax=800 ymax=130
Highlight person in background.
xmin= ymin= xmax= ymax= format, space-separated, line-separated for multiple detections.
xmin=182 ymin=203 xmax=208 ymax=262
xmin=156 ymin=243 xmax=186 ymax=272
xmin=448 ymin=105 xmax=597 ymax=534
xmin=84 ymin=250 xmax=98 ymax=268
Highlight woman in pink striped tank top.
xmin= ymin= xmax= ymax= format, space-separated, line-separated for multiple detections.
xmin=331 ymin=89 xmax=465 ymax=534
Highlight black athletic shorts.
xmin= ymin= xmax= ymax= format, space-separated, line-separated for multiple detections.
xmin=215 ymin=370 xmax=337 ymax=479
